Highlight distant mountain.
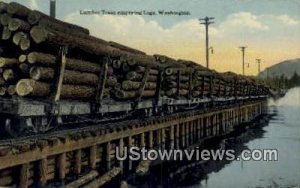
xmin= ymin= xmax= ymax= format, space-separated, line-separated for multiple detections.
xmin=259 ymin=58 xmax=300 ymax=79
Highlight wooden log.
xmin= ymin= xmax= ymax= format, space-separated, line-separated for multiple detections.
xmin=166 ymin=75 xmax=189 ymax=82
xmin=66 ymin=170 xmax=99 ymax=188
xmin=136 ymin=160 xmax=151 ymax=177
xmin=8 ymin=18 xmax=31 ymax=31
xmin=16 ymin=79 xmax=96 ymax=99
xmin=136 ymin=66 xmax=158 ymax=75
xmin=114 ymin=89 xmax=155 ymax=99
xmin=7 ymin=2 xmax=31 ymax=17
xmin=19 ymin=36 xmax=31 ymax=51
xmin=122 ymin=62 xmax=130 ymax=72
xmin=105 ymin=76 xmax=118 ymax=87
xmin=0 ymin=2 xmax=7 ymax=13
xmin=27 ymin=52 xmax=106 ymax=73
xmin=1 ymin=26 xmax=11 ymax=40
xmin=0 ymin=57 xmax=19 ymax=68
xmin=19 ymin=63 xmax=30 ymax=74
xmin=108 ymin=41 xmax=146 ymax=55
xmin=165 ymin=68 xmax=191 ymax=75
xmin=28 ymin=10 xmax=90 ymax=35
xmin=166 ymin=88 xmax=189 ymax=96
xmin=3 ymin=69 xmax=16 ymax=81
xmin=126 ymin=71 xmax=157 ymax=82
xmin=0 ymin=77 xmax=5 ymax=85
xmin=0 ymin=87 xmax=6 ymax=96
xmin=7 ymin=85 xmax=16 ymax=95
xmin=112 ymin=60 xmax=121 ymax=69
xmin=19 ymin=163 xmax=29 ymax=188
xmin=30 ymin=26 xmax=120 ymax=57
xmin=19 ymin=54 xmax=27 ymax=63
xmin=83 ymin=167 xmax=121 ymax=188
xmin=0 ymin=13 xmax=11 ymax=26
xmin=122 ymin=80 xmax=156 ymax=90
xmin=30 ymin=66 xmax=99 ymax=86
xmin=13 ymin=32 xmax=28 ymax=46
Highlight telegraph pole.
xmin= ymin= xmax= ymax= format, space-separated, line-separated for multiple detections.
xmin=239 ymin=46 xmax=247 ymax=75
xmin=50 ymin=0 xmax=56 ymax=18
xmin=256 ymin=58 xmax=261 ymax=75
xmin=200 ymin=17 xmax=214 ymax=69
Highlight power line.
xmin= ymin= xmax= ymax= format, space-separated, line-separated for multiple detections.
xmin=239 ymin=46 xmax=247 ymax=75
xmin=200 ymin=17 xmax=214 ymax=69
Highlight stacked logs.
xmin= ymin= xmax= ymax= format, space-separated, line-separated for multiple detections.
xmin=0 ymin=1 xmax=265 ymax=102
xmin=110 ymin=55 xmax=160 ymax=100
xmin=0 ymin=1 xmax=158 ymax=101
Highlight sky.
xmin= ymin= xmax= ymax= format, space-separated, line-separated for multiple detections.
xmin=3 ymin=0 xmax=300 ymax=75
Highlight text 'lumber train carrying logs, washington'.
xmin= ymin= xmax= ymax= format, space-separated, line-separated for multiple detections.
xmin=0 ymin=1 xmax=269 ymax=137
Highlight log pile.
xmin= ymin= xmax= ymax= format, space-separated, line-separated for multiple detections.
xmin=0 ymin=1 xmax=264 ymax=102
xmin=0 ymin=2 xmax=160 ymax=101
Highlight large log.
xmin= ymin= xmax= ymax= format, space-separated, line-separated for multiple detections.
xmin=83 ymin=167 xmax=121 ymax=188
xmin=26 ymin=52 xmax=109 ymax=73
xmin=19 ymin=36 xmax=31 ymax=51
xmin=125 ymin=71 xmax=157 ymax=82
xmin=28 ymin=10 xmax=90 ymax=35
xmin=7 ymin=2 xmax=31 ymax=17
xmin=135 ymin=66 xmax=159 ymax=75
xmin=108 ymin=41 xmax=146 ymax=55
xmin=0 ymin=57 xmax=19 ymax=68
xmin=30 ymin=66 xmax=99 ymax=86
xmin=114 ymin=89 xmax=155 ymax=99
xmin=122 ymin=80 xmax=157 ymax=90
xmin=8 ymin=18 xmax=31 ymax=31
xmin=16 ymin=79 xmax=96 ymax=99
xmin=30 ymin=26 xmax=121 ymax=57
xmin=65 ymin=170 xmax=99 ymax=188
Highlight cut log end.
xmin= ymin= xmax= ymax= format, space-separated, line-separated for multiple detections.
xmin=1 ymin=27 xmax=11 ymax=40
xmin=30 ymin=26 xmax=47 ymax=44
xmin=19 ymin=55 xmax=27 ymax=63
xmin=29 ymin=66 xmax=41 ymax=80
xmin=13 ymin=32 xmax=27 ymax=46
xmin=20 ymin=37 xmax=31 ymax=51
xmin=16 ymin=79 xmax=34 ymax=97
xmin=27 ymin=10 xmax=43 ymax=25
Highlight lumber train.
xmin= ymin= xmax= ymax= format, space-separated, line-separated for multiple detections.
xmin=0 ymin=2 xmax=269 ymax=136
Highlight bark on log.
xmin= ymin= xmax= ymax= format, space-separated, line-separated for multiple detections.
xmin=122 ymin=80 xmax=156 ymax=90
xmin=126 ymin=71 xmax=157 ymax=82
xmin=8 ymin=18 xmax=31 ymax=31
xmin=3 ymin=69 xmax=16 ymax=81
xmin=0 ymin=13 xmax=11 ymax=26
xmin=30 ymin=66 xmax=99 ymax=86
xmin=0 ymin=2 xmax=7 ymax=13
xmin=114 ymin=89 xmax=155 ymax=99
xmin=7 ymin=2 xmax=31 ymax=17
xmin=105 ymin=76 xmax=118 ymax=87
xmin=28 ymin=10 xmax=90 ymax=35
xmin=1 ymin=26 xmax=11 ymax=40
xmin=136 ymin=66 xmax=158 ymax=75
xmin=16 ymin=79 xmax=96 ymax=99
xmin=27 ymin=52 xmax=108 ymax=73
xmin=108 ymin=41 xmax=146 ymax=55
xmin=30 ymin=26 xmax=120 ymax=57
xmin=0 ymin=57 xmax=19 ymax=68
